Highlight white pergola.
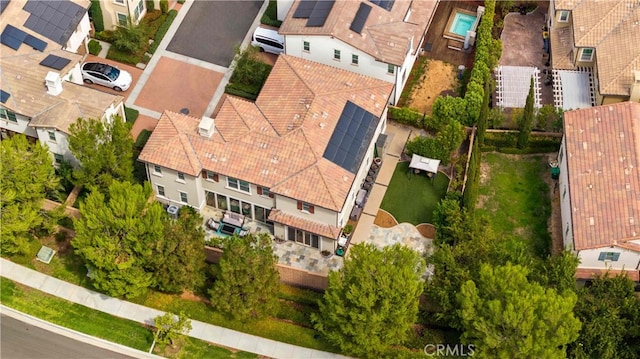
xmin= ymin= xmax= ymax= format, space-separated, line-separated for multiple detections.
xmin=409 ymin=154 xmax=440 ymax=175
xmin=496 ymin=65 xmax=541 ymax=109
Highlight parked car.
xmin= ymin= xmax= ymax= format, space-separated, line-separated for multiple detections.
xmin=81 ymin=62 xmax=132 ymax=91
xmin=251 ymin=26 xmax=285 ymax=55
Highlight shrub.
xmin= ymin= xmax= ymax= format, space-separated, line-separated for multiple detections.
xmin=225 ymin=46 xmax=273 ymax=100
xmin=89 ymin=0 xmax=104 ymax=32
xmin=125 ymin=106 xmax=140 ymax=124
xmin=94 ymin=30 xmax=114 ymax=42
xmin=106 ymin=46 xmax=142 ymax=65
xmin=261 ymin=0 xmax=283 ymax=27
xmin=388 ymin=106 xmax=423 ymax=128
xmin=149 ymin=10 xmax=177 ymax=54
xmin=112 ymin=21 xmax=148 ymax=54
xmin=224 ymin=83 xmax=259 ymax=101
xmin=88 ymin=39 xmax=102 ymax=55
xmin=536 ymin=104 xmax=563 ymax=132
xmin=482 ymin=132 xmax=561 ymax=153
xmin=160 ymin=0 xmax=168 ymax=14
xmin=145 ymin=0 xmax=154 ymax=12
xmin=135 ymin=129 xmax=152 ymax=149
xmin=177 ymin=0 xmax=185 ymax=3
xmin=432 ymin=96 xmax=467 ymax=130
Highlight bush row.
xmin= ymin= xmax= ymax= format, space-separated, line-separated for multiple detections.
xmin=481 ymin=131 xmax=561 ymax=153
xmin=261 ymin=0 xmax=283 ymax=27
xmin=90 ymin=0 xmax=104 ymax=32
xmin=149 ymin=10 xmax=178 ymax=54
xmin=405 ymin=121 xmax=466 ymax=166
xmin=225 ymin=83 xmax=259 ymax=100
xmin=124 ymin=106 xmax=139 ymax=124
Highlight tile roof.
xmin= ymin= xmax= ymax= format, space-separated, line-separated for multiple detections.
xmin=268 ymin=209 xmax=342 ymax=239
xmin=575 ymin=267 xmax=640 ymax=282
xmin=279 ymin=0 xmax=438 ymax=66
xmin=0 ymin=50 xmax=123 ymax=133
xmin=139 ymin=54 xmax=393 ymax=211
xmin=563 ymin=102 xmax=640 ymax=250
xmin=551 ymin=0 xmax=640 ymax=96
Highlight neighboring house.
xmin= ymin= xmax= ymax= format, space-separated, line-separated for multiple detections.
xmin=277 ymin=0 xmax=438 ymax=105
xmin=139 ymin=54 xmax=393 ymax=252
xmin=549 ymin=0 xmax=640 ymax=107
xmin=1 ymin=0 xmax=125 ymax=166
xmin=558 ymin=101 xmax=640 ymax=282
xmin=98 ymin=0 xmax=168 ymax=30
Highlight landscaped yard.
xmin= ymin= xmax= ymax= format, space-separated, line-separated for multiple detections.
xmin=380 ymin=162 xmax=449 ymax=225
xmin=476 ymin=153 xmax=552 ymax=256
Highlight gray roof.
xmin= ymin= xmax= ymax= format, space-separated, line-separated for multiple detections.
xmin=22 ymin=0 xmax=88 ymax=45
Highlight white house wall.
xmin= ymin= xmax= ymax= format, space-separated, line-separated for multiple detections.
xmin=558 ymin=137 xmax=574 ymax=250
xmin=65 ymin=13 xmax=90 ymax=53
xmin=275 ymin=195 xmax=338 ymax=225
xmin=0 ymin=113 xmax=38 ymax=138
xmin=577 ymin=247 xmax=640 ymax=272
xmin=35 ymin=128 xmax=77 ymax=166
xmin=63 ymin=63 xmax=84 ymax=85
xmin=277 ymin=0 xmax=293 ymax=21
xmin=148 ymin=166 xmax=203 ymax=209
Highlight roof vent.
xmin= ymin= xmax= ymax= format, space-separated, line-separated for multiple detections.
xmin=582 ymin=142 xmax=588 ymax=150
xmin=370 ymin=94 xmax=376 ymax=100
xmin=299 ymin=98 xmax=307 ymax=104
xmin=630 ymin=217 xmax=635 ymax=225
xmin=198 ymin=116 xmax=215 ymax=138
xmin=45 ymin=71 xmax=62 ymax=96
xmin=620 ymin=131 xmax=625 ymax=138
xmin=319 ymin=122 xmax=326 ymax=129
xmin=322 ymin=111 xmax=328 ymax=118
xmin=345 ymin=81 xmax=353 ymax=87
xmin=259 ymin=142 xmax=267 ymax=149
xmin=271 ymin=156 xmax=279 ymax=164
xmin=626 ymin=183 xmax=631 ymax=191
xmin=305 ymin=104 xmax=310 ymax=109
xmin=294 ymin=114 xmax=301 ymax=120
xmin=287 ymin=123 xmax=294 ymax=131
xmin=589 ymin=217 xmax=595 ymax=226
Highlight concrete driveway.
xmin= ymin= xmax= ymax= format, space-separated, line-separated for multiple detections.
xmin=166 ymin=0 xmax=263 ymax=67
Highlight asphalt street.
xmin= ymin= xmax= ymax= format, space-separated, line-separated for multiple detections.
xmin=167 ymin=0 xmax=263 ymax=67
xmin=1 ymin=315 xmax=134 ymax=359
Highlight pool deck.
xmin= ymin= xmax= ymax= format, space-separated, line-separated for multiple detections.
xmin=443 ymin=7 xmax=479 ymax=41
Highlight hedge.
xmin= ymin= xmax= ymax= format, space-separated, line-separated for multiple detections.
xmin=160 ymin=0 xmax=168 ymax=14
xmin=261 ymin=0 xmax=283 ymax=27
xmin=106 ymin=47 xmax=143 ymax=65
xmin=89 ymin=0 xmax=104 ymax=32
xmin=125 ymin=106 xmax=140 ymax=124
xmin=135 ymin=129 xmax=152 ymax=149
xmin=88 ymin=39 xmax=102 ymax=55
xmin=149 ymin=10 xmax=177 ymax=54
xmin=388 ymin=107 xmax=423 ymax=128
xmin=481 ymin=131 xmax=561 ymax=153
xmin=224 ymin=83 xmax=259 ymax=100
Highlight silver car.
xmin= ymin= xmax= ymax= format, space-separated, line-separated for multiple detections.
xmin=81 ymin=62 xmax=132 ymax=91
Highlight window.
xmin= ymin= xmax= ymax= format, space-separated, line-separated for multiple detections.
xmin=387 ymin=64 xmax=394 ymax=74
xmin=334 ymin=49 xmax=341 ymax=60
xmin=202 ymin=170 xmax=219 ymax=182
xmin=177 ymin=172 xmax=185 ymax=181
xmin=257 ymin=186 xmax=274 ymax=198
xmin=352 ymin=54 xmax=358 ymax=65
xmin=230 ymin=198 xmax=241 ymax=214
xmin=117 ymin=13 xmax=128 ymax=26
xmin=217 ymin=193 xmax=228 ymax=210
xmin=580 ymin=48 xmax=594 ymax=62
xmin=136 ymin=0 xmax=144 ymax=19
xmin=303 ymin=41 xmax=310 ymax=52
xmin=287 ymin=227 xmax=320 ymax=248
xmin=254 ymin=205 xmax=272 ymax=223
xmin=598 ymin=252 xmax=620 ymax=261
xmin=114 ymin=0 xmax=124 ymax=4
xmin=153 ymin=165 xmax=162 ymax=175
xmin=179 ymin=191 xmax=188 ymax=203
xmin=0 ymin=108 xmax=17 ymax=123
xmin=53 ymin=153 xmax=63 ymax=164
xmin=227 ymin=177 xmax=250 ymax=193
xmin=559 ymin=10 xmax=569 ymax=22
xmin=298 ymin=201 xmax=314 ymax=214
xmin=255 ymin=37 xmax=284 ymax=49
xmin=48 ymin=130 xmax=56 ymax=141
xmin=157 ymin=185 xmax=165 ymax=197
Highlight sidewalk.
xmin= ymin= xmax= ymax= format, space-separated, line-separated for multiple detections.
xmin=0 ymin=259 xmax=349 ymax=359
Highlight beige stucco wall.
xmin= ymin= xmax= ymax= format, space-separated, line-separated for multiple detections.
xmin=100 ymin=0 xmax=149 ymax=30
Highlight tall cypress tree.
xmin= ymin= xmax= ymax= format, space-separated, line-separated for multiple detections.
xmin=518 ymin=78 xmax=535 ymax=148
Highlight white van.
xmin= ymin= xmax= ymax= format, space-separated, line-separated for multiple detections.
xmin=251 ymin=26 xmax=285 ymax=55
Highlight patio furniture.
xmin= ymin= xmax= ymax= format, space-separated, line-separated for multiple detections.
xmin=206 ymin=218 xmax=219 ymax=231
xmin=223 ymin=211 xmax=245 ymax=227
xmin=355 ymin=189 xmax=367 ymax=206
xmin=238 ymin=229 xmax=249 ymax=237
xmin=350 ymin=206 xmax=363 ymax=221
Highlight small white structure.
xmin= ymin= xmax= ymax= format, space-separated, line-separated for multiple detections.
xmin=495 ymin=66 xmax=541 ymax=109
xmin=409 ymin=154 xmax=440 ymax=175
xmin=36 ymin=246 xmax=56 ymax=264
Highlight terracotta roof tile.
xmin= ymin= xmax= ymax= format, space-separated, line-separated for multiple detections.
xmin=268 ymin=209 xmax=342 ymax=239
xmin=563 ymin=102 xmax=640 ymax=250
xmin=279 ymin=0 xmax=437 ymax=66
xmin=575 ymin=267 xmax=640 ymax=282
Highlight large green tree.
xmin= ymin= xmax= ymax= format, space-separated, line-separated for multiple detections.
xmin=68 ymin=115 xmax=134 ymax=193
xmin=0 ymin=135 xmax=59 ymax=255
xmin=569 ymin=274 xmax=640 ymax=359
xmin=149 ymin=206 xmax=207 ymax=293
xmin=312 ymin=243 xmax=425 ymax=357
xmin=72 ymin=181 xmax=164 ymax=298
xmin=209 ymin=233 xmax=279 ymax=321
xmin=458 ymin=263 xmax=581 ymax=358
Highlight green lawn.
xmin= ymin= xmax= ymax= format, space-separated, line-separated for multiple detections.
xmin=476 ymin=153 xmax=552 ymax=257
xmin=380 ymin=162 xmax=449 ymax=225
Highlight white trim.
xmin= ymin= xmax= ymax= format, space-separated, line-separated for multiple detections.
xmin=116 ymin=12 xmax=128 ymax=26
xmin=579 ymin=48 xmax=594 ymax=62
xmin=558 ymin=10 xmax=569 ymax=22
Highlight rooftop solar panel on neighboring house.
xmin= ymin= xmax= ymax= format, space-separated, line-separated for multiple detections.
xmin=350 ymin=3 xmax=372 ymax=34
xmin=293 ymin=0 xmax=316 ymax=18
xmin=22 ymin=0 xmax=87 ymax=45
xmin=0 ymin=25 xmax=27 ymax=50
xmin=0 ymin=0 xmax=10 ymax=14
xmin=0 ymin=90 xmax=10 ymax=104
xmin=39 ymin=54 xmax=71 ymax=70
xmin=306 ymin=0 xmax=335 ymax=27
xmin=323 ymin=101 xmax=379 ymax=173
xmin=370 ymin=0 xmax=394 ymax=11
xmin=23 ymin=34 xmax=47 ymax=51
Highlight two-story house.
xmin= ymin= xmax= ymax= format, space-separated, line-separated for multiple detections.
xmin=549 ymin=0 xmax=640 ymax=108
xmin=277 ymin=0 xmax=438 ymax=105
xmin=558 ymin=101 xmax=640 ymax=282
xmin=139 ymin=54 xmax=393 ymax=252
xmin=97 ymin=0 xmax=167 ymax=30
xmin=1 ymin=0 xmax=125 ymax=166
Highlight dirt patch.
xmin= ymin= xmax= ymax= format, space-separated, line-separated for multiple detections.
xmin=416 ymin=223 xmax=436 ymax=239
xmin=479 ymin=160 xmax=491 ymax=185
xmin=374 ymin=210 xmax=398 ymax=228
xmin=406 ymin=60 xmax=457 ymax=114
xmin=538 ymin=153 xmax=564 ymax=255
xmin=180 ymin=291 xmax=210 ymax=304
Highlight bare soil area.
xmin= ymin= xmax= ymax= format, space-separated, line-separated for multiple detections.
xmin=406 ymin=60 xmax=457 ymax=114
xmin=374 ymin=210 xmax=398 ymax=228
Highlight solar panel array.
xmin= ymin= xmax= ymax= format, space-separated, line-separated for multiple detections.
xmin=323 ymin=101 xmax=380 ymax=174
xmin=350 ymin=3 xmax=372 ymax=34
xmin=40 ymin=54 xmax=71 ymax=70
xmin=370 ymin=0 xmax=394 ymax=11
xmin=292 ymin=0 xmax=335 ymax=27
xmin=0 ymin=90 xmax=10 ymax=104
xmin=23 ymin=0 xmax=86 ymax=45
xmin=0 ymin=0 xmax=10 ymax=14
xmin=0 ymin=24 xmax=48 ymax=52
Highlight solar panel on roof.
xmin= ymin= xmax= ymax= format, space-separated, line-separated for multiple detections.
xmin=22 ymin=0 xmax=86 ymax=45
xmin=24 ymin=34 xmax=47 ymax=51
xmin=0 ymin=25 xmax=27 ymax=50
xmin=39 ymin=54 xmax=71 ymax=70
xmin=350 ymin=3 xmax=371 ymax=34
xmin=370 ymin=0 xmax=394 ymax=11
xmin=306 ymin=0 xmax=334 ymax=27
xmin=323 ymin=101 xmax=380 ymax=173
xmin=0 ymin=0 xmax=11 ymax=14
xmin=0 ymin=90 xmax=10 ymax=104
xmin=293 ymin=0 xmax=316 ymax=18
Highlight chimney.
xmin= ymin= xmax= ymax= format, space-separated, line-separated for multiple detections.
xmin=198 ymin=116 xmax=215 ymax=138
xmin=45 ymin=71 xmax=62 ymax=96
xmin=630 ymin=70 xmax=640 ymax=103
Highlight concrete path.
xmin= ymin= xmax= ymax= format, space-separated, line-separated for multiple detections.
xmin=0 ymin=259 xmax=349 ymax=359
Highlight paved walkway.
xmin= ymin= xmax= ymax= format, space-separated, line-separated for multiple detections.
xmin=0 ymin=259 xmax=349 ymax=359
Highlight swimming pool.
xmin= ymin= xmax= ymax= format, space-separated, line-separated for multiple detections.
xmin=450 ymin=12 xmax=477 ymax=37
